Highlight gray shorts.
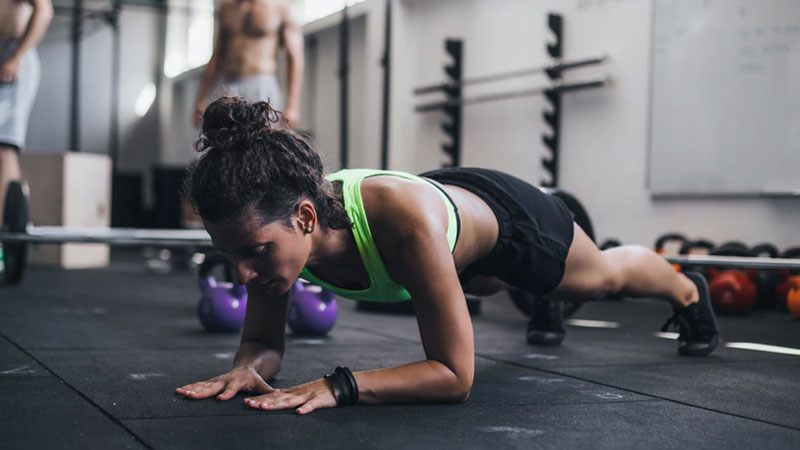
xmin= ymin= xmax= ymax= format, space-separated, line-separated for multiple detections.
xmin=210 ymin=75 xmax=284 ymax=112
xmin=0 ymin=40 xmax=40 ymax=151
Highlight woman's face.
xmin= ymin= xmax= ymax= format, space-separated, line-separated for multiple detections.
xmin=205 ymin=206 xmax=314 ymax=296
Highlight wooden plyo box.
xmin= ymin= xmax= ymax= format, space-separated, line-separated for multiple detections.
xmin=21 ymin=152 xmax=111 ymax=269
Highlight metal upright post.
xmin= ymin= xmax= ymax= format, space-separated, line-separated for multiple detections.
xmin=338 ymin=3 xmax=350 ymax=169
xmin=379 ymin=0 xmax=392 ymax=170
xmin=541 ymin=13 xmax=563 ymax=187
xmin=70 ymin=0 xmax=84 ymax=152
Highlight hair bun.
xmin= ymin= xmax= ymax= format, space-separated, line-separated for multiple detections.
xmin=197 ymin=97 xmax=284 ymax=152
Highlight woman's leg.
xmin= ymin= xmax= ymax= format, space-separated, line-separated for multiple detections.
xmin=550 ymin=223 xmax=719 ymax=356
xmin=553 ymin=224 xmax=698 ymax=308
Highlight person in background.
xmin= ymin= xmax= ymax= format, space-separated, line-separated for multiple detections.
xmin=192 ymin=0 xmax=304 ymax=129
xmin=0 ymin=0 xmax=52 ymax=226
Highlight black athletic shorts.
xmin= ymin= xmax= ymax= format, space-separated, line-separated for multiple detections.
xmin=421 ymin=167 xmax=575 ymax=295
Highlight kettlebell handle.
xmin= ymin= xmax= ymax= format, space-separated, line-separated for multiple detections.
xmin=200 ymin=276 xmax=217 ymax=290
xmin=230 ymin=283 xmax=247 ymax=298
xmin=198 ymin=252 xmax=241 ymax=291
xmin=320 ymin=288 xmax=335 ymax=303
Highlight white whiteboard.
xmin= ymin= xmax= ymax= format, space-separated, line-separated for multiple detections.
xmin=649 ymin=0 xmax=800 ymax=196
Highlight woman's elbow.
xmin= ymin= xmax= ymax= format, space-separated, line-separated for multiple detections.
xmin=448 ymin=373 xmax=473 ymax=403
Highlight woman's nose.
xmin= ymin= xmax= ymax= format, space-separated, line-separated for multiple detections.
xmin=235 ymin=260 xmax=258 ymax=285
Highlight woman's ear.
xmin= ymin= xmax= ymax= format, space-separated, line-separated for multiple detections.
xmin=296 ymin=200 xmax=317 ymax=233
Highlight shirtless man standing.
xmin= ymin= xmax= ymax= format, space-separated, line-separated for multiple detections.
xmin=192 ymin=0 xmax=304 ymax=129
xmin=0 ymin=0 xmax=52 ymax=224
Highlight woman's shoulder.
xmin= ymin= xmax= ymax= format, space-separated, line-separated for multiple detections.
xmin=360 ymin=175 xmax=448 ymax=237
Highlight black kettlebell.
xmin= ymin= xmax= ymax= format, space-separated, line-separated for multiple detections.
xmin=654 ymin=233 xmax=688 ymax=256
xmin=713 ymin=241 xmax=750 ymax=255
xmin=750 ymin=243 xmax=780 ymax=310
xmin=677 ymin=239 xmax=716 ymax=276
xmin=678 ymin=239 xmax=716 ymax=255
xmin=600 ymin=239 xmax=622 ymax=250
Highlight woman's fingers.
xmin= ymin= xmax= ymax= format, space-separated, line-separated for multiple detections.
xmin=296 ymin=396 xmax=322 ymax=415
xmin=242 ymin=379 xmax=338 ymax=414
xmin=175 ymin=379 xmax=226 ymax=399
xmin=244 ymin=392 xmax=301 ymax=411
xmin=177 ymin=369 xmax=273 ymax=401
xmin=216 ymin=380 xmax=244 ymax=401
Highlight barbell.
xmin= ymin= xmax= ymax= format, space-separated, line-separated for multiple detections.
xmin=0 ymin=226 xmax=212 ymax=247
xmin=3 ymin=199 xmax=798 ymax=289
xmin=0 ymin=226 xmax=213 ymax=285
xmin=663 ymin=254 xmax=800 ymax=271
xmin=413 ymin=55 xmax=609 ymax=95
xmin=414 ymin=77 xmax=609 ymax=112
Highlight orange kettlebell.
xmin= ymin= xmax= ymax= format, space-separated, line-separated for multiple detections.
xmin=777 ymin=247 xmax=800 ymax=312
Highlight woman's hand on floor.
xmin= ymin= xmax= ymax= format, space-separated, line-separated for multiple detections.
xmin=175 ymin=366 xmax=275 ymax=401
xmin=244 ymin=378 xmax=337 ymax=415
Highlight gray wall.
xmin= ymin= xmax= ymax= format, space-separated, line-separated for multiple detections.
xmin=27 ymin=1 xmax=165 ymax=190
xmin=301 ymin=13 xmax=369 ymax=171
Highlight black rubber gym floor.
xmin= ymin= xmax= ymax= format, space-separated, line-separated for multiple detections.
xmin=1 ymin=252 xmax=799 ymax=449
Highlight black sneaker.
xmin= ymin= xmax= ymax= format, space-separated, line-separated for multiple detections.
xmin=526 ymin=295 xmax=566 ymax=346
xmin=660 ymin=271 xmax=720 ymax=356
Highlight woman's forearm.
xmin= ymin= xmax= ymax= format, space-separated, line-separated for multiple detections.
xmin=354 ymin=359 xmax=473 ymax=404
xmin=234 ymin=340 xmax=283 ymax=380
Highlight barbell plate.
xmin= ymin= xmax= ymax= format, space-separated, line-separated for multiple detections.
xmin=665 ymin=254 xmax=800 ymax=270
xmin=0 ymin=226 xmax=213 ymax=247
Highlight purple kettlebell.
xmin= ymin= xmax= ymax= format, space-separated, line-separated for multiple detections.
xmin=288 ymin=281 xmax=337 ymax=335
xmin=197 ymin=254 xmax=248 ymax=332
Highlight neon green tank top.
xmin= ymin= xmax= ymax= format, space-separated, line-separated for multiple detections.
xmin=298 ymin=169 xmax=459 ymax=303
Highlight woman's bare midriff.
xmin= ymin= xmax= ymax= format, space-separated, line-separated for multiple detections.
xmin=434 ymin=183 xmax=500 ymax=272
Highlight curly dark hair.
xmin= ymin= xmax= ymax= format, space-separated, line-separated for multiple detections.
xmin=183 ymin=96 xmax=351 ymax=230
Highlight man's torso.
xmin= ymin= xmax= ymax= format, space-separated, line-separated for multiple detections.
xmin=218 ymin=0 xmax=288 ymax=79
xmin=0 ymin=0 xmax=33 ymax=40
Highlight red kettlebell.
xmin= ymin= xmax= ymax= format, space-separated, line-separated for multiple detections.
xmin=786 ymin=278 xmax=800 ymax=319
xmin=709 ymin=271 xmax=757 ymax=314
xmin=707 ymin=242 xmax=757 ymax=315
